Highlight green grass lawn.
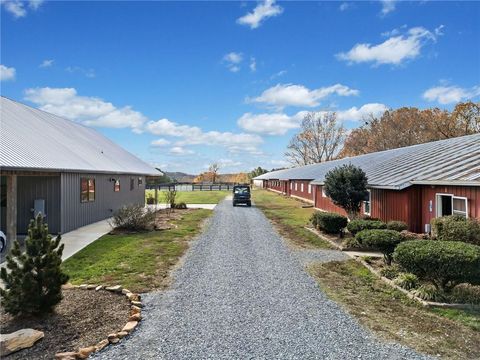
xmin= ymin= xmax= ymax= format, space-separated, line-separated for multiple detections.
xmin=146 ymin=190 xmax=230 ymax=204
xmin=252 ymin=189 xmax=331 ymax=249
xmin=310 ymin=260 xmax=480 ymax=359
xmin=62 ymin=209 xmax=212 ymax=292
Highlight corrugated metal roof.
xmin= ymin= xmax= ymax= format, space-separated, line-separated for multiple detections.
xmin=255 ymin=134 xmax=480 ymax=189
xmin=0 ymin=97 xmax=158 ymax=175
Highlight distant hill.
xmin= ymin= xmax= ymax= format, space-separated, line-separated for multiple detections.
xmin=165 ymin=171 xmax=196 ymax=183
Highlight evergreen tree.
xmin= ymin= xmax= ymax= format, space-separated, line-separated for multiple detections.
xmin=0 ymin=214 xmax=69 ymax=316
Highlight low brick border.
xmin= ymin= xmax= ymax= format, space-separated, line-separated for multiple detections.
xmin=305 ymin=226 xmax=480 ymax=310
xmin=54 ymin=284 xmax=143 ymax=360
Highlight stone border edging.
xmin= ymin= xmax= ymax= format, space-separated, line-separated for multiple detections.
xmin=54 ymin=284 xmax=143 ymax=360
xmin=305 ymin=226 xmax=480 ymax=310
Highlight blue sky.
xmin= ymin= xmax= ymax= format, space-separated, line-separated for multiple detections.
xmin=1 ymin=0 xmax=479 ymax=174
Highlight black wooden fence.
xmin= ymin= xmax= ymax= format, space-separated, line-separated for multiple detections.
xmin=146 ymin=183 xmax=236 ymax=192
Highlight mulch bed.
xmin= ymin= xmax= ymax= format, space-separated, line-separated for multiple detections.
xmin=0 ymin=289 xmax=130 ymax=359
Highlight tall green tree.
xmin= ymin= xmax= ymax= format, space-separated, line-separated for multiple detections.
xmin=0 ymin=214 xmax=69 ymax=316
xmin=323 ymin=164 xmax=369 ymax=219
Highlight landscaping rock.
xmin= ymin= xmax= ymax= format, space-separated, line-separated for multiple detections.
xmin=130 ymin=300 xmax=142 ymax=307
xmin=0 ymin=328 xmax=44 ymax=356
xmin=87 ymin=285 xmax=97 ymax=290
xmin=121 ymin=288 xmax=131 ymax=295
xmin=117 ymin=331 xmax=128 ymax=339
xmin=54 ymin=352 xmax=78 ymax=360
xmin=107 ymin=333 xmax=118 ymax=342
xmin=128 ymin=313 xmax=142 ymax=322
xmin=130 ymin=305 xmax=141 ymax=314
xmin=105 ymin=285 xmax=122 ymax=293
xmin=95 ymin=339 xmax=109 ymax=351
xmin=62 ymin=283 xmax=77 ymax=290
xmin=109 ymin=337 xmax=120 ymax=344
xmin=95 ymin=285 xmax=104 ymax=291
xmin=122 ymin=321 xmax=138 ymax=333
xmin=126 ymin=293 xmax=140 ymax=302
xmin=79 ymin=284 xmax=88 ymax=290
xmin=77 ymin=346 xmax=96 ymax=359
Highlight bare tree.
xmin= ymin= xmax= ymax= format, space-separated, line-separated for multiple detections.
xmin=285 ymin=112 xmax=346 ymax=165
xmin=208 ymin=163 xmax=220 ymax=183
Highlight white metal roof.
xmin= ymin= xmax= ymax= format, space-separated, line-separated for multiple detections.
xmin=255 ymin=134 xmax=480 ymax=189
xmin=0 ymin=97 xmax=159 ymax=175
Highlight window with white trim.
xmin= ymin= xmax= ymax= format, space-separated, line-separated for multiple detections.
xmin=321 ymin=187 xmax=326 ymax=197
xmin=364 ymin=190 xmax=371 ymax=215
xmin=290 ymin=182 xmax=292 ymax=190
xmin=301 ymin=183 xmax=304 ymax=192
xmin=453 ymin=197 xmax=468 ymax=217
xmin=308 ymin=184 xmax=312 ymax=194
xmin=295 ymin=182 xmax=298 ymax=191
xmin=436 ymin=194 xmax=468 ymax=218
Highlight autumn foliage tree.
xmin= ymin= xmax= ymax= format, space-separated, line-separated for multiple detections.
xmin=340 ymin=102 xmax=479 ymax=157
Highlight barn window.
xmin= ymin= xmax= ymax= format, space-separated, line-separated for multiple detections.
xmin=436 ymin=194 xmax=468 ymax=218
xmin=364 ymin=190 xmax=371 ymax=215
xmin=301 ymin=183 xmax=304 ymax=192
xmin=322 ymin=187 xmax=327 ymax=198
xmin=81 ymin=178 xmax=95 ymax=203
xmin=308 ymin=184 xmax=312 ymax=194
xmin=290 ymin=182 xmax=292 ymax=190
xmin=295 ymin=182 xmax=298 ymax=191
xmin=114 ymin=179 xmax=120 ymax=192
xmin=130 ymin=178 xmax=135 ymax=191
xmin=138 ymin=177 xmax=143 ymax=187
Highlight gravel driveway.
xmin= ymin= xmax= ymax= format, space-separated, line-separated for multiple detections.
xmin=94 ymin=200 xmax=430 ymax=360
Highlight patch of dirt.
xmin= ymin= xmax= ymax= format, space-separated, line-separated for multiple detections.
xmin=0 ymin=289 xmax=130 ymax=359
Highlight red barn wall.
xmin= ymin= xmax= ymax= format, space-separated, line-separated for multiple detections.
xmin=289 ymin=180 xmax=314 ymax=202
xmin=314 ymin=185 xmax=348 ymax=216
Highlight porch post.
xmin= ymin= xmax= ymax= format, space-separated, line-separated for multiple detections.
xmin=6 ymin=175 xmax=17 ymax=252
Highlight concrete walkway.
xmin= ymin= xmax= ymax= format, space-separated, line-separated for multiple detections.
xmin=59 ymin=219 xmax=112 ymax=260
xmin=146 ymin=203 xmax=217 ymax=210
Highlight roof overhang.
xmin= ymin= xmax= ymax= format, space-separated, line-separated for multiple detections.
xmin=410 ymin=180 xmax=480 ymax=187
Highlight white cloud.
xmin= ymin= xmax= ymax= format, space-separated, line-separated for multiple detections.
xmin=237 ymin=0 xmax=283 ymax=29
xmin=337 ymin=26 xmax=441 ymax=66
xmin=237 ymin=111 xmax=307 ymax=135
xmin=217 ymin=158 xmax=243 ymax=168
xmin=250 ymin=57 xmax=257 ymax=72
xmin=150 ymin=138 xmax=171 ymax=147
xmin=169 ymin=146 xmax=195 ymax=156
xmin=270 ymin=70 xmax=287 ymax=80
xmin=249 ymin=83 xmax=359 ymax=109
xmin=423 ymin=85 xmax=480 ymax=104
xmin=0 ymin=64 xmax=16 ymax=81
xmin=145 ymin=118 xmax=263 ymax=152
xmin=339 ymin=2 xmax=350 ymax=11
xmin=223 ymin=52 xmax=243 ymax=72
xmin=39 ymin=59 xmax=54 ymax=68
xmin=66 ymin=66 xmax=95 ymax=78
xmin=380 ymin=0 xmax=396 ymax=16
xmin=24 ymin=87 xmax=146 ymax=132
xmin=1 ymin=0 xmax=43 ymax=18
xmin=336 ymin=103 xmax=388 ymax=122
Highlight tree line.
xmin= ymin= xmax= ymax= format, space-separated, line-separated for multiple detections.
xmin=286 ymin=101 xmax=479 ymax=165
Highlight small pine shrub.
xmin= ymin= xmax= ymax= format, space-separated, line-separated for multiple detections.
xmin=347 ymin=219 xmax=386 ymax=235
xmin=387 ymin=220 xmax=408 ymax=232
xmin=393 ymin=240 xmax=480 ymax=292
xmin=356 ymin=229 xmax=403 ymax=264
xmin=393 ymin=273 xmax=418 ymax=290
xmin=0 ymin=215 xmax=69 ymax=316
xmin=412 ymin=284 xmax=445 ymax=302
xmin=380 ymin=264 xmax=401 ymax=280
xmin=431 ymin=215 xmax=480 ymax=245
xmin=174 ymin=202 xmax=187 ymax=209
xmin=451 ymin=283 xmax=480 ymax=305
xmin=311 ymin=212 xmax=348 ymax=234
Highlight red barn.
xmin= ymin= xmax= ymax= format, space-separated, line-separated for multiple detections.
xmin=255 ymin=134 xmax=480 ymax=233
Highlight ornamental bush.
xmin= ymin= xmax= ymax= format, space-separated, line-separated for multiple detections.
xmin=0 ymin=214 xmax=69 ymax=315
xmin=356 ymin=229 xmax=403 ymax=264
xmin=347 ymin=219 xmax=387 ymax=235
xmin=311 ymin=212 xmax=348 ymax=234
xmin=431 ymin=215 xmax=480 ymax=245
xmin=393 ymin=240 xmax=480 ymax=292
xmin=387 ymin=220 xmax=408 ymax=232
xmin=393 ymin=273 xmax=418 ymax=290
xmin=451 ymin=283 xmax=480 ymax=305
xmin=111 ymin=204 xmax=156 ymax=231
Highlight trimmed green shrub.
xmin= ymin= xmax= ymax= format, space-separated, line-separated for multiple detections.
xmin=400 ymin=230 xmax=429 ymax=241
xmin=347 ymin=219 xmax=386 ymax=235
xmin=412 ymin=284 xmax=445 ymax=302
xmin=380 ymin=264 xmax=401 ymax=280
xmin=393 ymin=240 xmax=480 ymax=292
xmin=451 ymin=283 xmax=480 ymax=305
xmin=431 ymin=215 xmax=480 ymax=245
xmin=311 ymin=212 xmax=348 ymax=234
xmin=356 ymin=229 xmax=403 ymax=264
xmin=174 ymin=202 xmax=187 ymax=209
xmin=387 ymin=220 xmax=408 ymax=232
xmin=111 ymin=204 xmax=156 ymax=231
xmin=342 ymin=236 xmax=361 ymax=249
xmin=394 ymin=273 xmax=418 ymax=290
